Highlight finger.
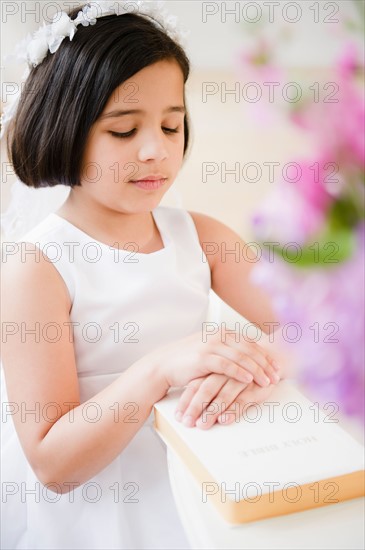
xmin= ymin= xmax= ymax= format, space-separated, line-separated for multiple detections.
xmin=237 ymin=343 xmax=280 ymax=384
xmin=210 ymin=343 xmax=273 ymax=387
xmin=251 ymin=341 xmax=282 ymax=373
xmin=271 ymin=360 xmax=280 ymax=372
xmin=203 ymin=353 xmax=256 ymax=385
xmin=252 ymin=353 xmax=281 ymax=384
xmin=174 ymin=377 xmax=204 ymax=422
xmin=180 ymin=374 xmax=228 ymax=427
xmin=240 ymin=352 xmax=278 ymax=386
xmin=224 ymin=334 xmax=280 ymax=383
xmin=195 ymin=378 xmax=247 ymax=430
xmin=217 ymin=382 xmax=275 ymax=424
xmin=217 ymin=411 xmax=236 ymax=425
xmin=229 ymin=337 xmax=281 ymax=385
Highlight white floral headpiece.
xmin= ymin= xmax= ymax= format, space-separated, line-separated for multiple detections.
xmin=0 ymin=1 xmax=189 ymax=137
xmin=15 ymin=1 xmax=187 ymax=68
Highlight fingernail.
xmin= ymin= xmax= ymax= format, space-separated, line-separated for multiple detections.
xmin=243 ymin=374 xmax=253 ymax=383
xmin=175 ymin=411 xmax=183 ymax=422
xmin=272 ymin=373 xmax=280 ymax=383
xmin=182 ymin=415 xmax=194 ymax=427
xmin=261 ymin=376 xmax=271 ymax=386
xmin=195 ymin=417 xmax=205 ymax=429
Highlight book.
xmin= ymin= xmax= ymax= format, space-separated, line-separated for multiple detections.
xmin=153 ymin=380 xmax=365 ymax=524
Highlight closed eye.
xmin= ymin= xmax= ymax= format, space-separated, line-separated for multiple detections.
xmin=110 ymin=127 xmax=179 ymax=139
xmin=110 ymin=129 xmax=136 ymax=138
xmin=163 ymin=127 xmax=180 ymax=134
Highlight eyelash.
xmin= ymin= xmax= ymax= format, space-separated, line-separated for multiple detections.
xmin=110 ymin=127 xmax=180 ymax=139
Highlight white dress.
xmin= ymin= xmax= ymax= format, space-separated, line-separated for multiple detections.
xmin=1 ymin=205 xmax=211 ymax=550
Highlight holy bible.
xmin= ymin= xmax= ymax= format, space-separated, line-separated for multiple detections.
xmin=153 ymin=380 xmax=365 ymax=524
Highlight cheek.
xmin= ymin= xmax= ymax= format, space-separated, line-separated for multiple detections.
xmin=86 ymin=134 xmax=121 ymax=157
xmin=175 ymin=138 xmax=185 ymax=164
xmin=94 ymin=139 xmax=130 ymax=174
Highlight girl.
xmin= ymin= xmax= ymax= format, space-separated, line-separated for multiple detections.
xmin=1 ymin=3 xmax=286 ymax=548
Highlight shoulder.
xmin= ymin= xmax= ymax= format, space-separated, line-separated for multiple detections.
xmin=156 ymin=205 xmax=231 ymax=243
xmin=1 ymin=242 xmax=72 ymax=312
xmin=187 ymin=210 xmax=242 ymax=270
xmin=188 ymin=210 xmax=229 ymax=236
xmin=187 ymin=210 xmax=240 ymax=241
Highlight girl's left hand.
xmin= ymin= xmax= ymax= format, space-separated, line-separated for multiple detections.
xmin=174 ymin=373 xmax=278 ymax=429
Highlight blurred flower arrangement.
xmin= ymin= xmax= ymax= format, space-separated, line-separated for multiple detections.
xmin=238 ymin=3 xmax=364 ymax=422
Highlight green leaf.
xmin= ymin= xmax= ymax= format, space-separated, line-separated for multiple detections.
xmin=327 ymin=195 xmax=365 ymax=231
xmin=263 ymin=228 xmax=356 ymax=269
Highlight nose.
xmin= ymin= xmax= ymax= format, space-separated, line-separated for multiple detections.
xmin=137 ymin=128 xmax=169 ymax=163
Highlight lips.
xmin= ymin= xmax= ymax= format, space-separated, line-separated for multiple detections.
xmin=130 ymin=175 xmax=167 ymax=183
xmin=129 ymin=176 xmax=167 ymax=191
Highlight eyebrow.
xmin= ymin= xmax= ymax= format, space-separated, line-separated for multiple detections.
xmin=100 ymin=106 xmax=186 ymax=120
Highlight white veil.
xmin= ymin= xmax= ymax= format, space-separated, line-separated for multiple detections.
xmin=1 ymin=179 xmax=71 ymax=241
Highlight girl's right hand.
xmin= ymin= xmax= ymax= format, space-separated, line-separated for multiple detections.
xmin=148 ymin=329 xmax=280 ymax=390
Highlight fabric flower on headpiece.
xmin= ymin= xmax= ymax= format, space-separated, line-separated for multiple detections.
xmin=48 ymin=12 xmax=77 ymax=53
xmin=6 ymin=1 xmax=188 ymax=70
xmin=27 ymin=23 xmax=51 ymax=66
xmin=26 ymin=12 xmax=77 ymax=66
xmin=76 ymin=5 xmax=100 ymax=26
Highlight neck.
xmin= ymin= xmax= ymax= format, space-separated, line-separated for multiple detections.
xmin=56 ymin=188 xmax=158 ymax=248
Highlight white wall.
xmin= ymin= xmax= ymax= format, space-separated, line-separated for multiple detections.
xmin=168 ymin=0 xmax=361 ymax=69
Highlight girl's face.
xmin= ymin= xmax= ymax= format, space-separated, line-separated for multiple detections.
xmin=78 ymin=59 xmax=186 ymax=214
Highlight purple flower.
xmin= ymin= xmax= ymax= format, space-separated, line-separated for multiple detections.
xmin=251 ymin=224 xmax=365 ymax=422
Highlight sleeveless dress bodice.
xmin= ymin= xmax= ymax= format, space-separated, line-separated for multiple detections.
xmin=1 ymin=205 xmax=211 ymax=549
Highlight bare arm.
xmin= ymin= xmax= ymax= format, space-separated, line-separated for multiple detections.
xmin=188 ymin=212 xmax=296 ymax=378
xmin=188 ymin=211 xmax=279 ymax=334
xmin=1 ymin=245 xmax=168 ymax=494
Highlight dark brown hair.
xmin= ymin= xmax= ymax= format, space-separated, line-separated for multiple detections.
xmin=7 ymin=6 xmax=191 ymax=187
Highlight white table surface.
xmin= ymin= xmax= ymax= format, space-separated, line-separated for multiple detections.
xmin=167 ymin=449 xmax=365 ymax=550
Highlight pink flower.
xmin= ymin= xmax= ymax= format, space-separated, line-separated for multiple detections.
xmin=252 ymin=183 xmax=325 ymax=245
xmin=290 ymin=42 xmax=365 ymax=169
xmin=338 ymin=41 xmax=360 ymax=79
xmin=293 ymin=155 xmax=339 ymax=211
xmin=252 ymin=151 xmax=337 ymax=244
xmin=234 ymin=41 xmax=285 ymax=126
